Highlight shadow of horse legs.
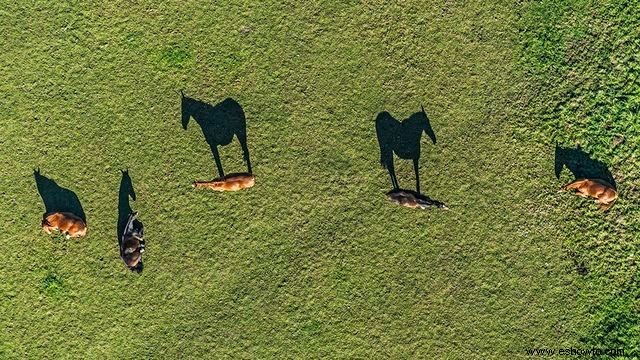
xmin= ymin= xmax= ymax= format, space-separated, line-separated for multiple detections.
xmin=413 ymin=158 xmax=420 ymax=194
xmin=375 ymin=107 xmax=436 ymax=194
xmin=181 ymin=92 xmax=252 ymax=178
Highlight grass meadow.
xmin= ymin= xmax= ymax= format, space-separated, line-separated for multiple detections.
xmin=0 ymin=0 xmax=638 ymax=358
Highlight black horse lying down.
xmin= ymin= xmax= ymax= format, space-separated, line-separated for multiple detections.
xmin=121 ymin=212 xmax=145 ymax=272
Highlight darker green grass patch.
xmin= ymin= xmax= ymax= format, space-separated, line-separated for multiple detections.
xmin=581 ymin=292 xmax=640 ymax=358
xmin=48 ymin=232 xmax=68 ymax=242
xmin=518 ymin=0 xmax=640 ymax=352
xmin=518 ymin=0 xmax=640 ymax=162
xmin=41 ymin=272 xmax=67 ymax=298
xmin=157 ymin=44 xmax=193 ymax=69
xmin=301 ymin=320 xmax=322 ymax=336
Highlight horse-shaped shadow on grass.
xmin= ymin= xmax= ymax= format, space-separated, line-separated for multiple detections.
xmin=117 ymin=170 xmax=144 ymax=273
xmin=34 ymin=168 xmax=85 ymax=222
xmin=375 ymin=106 xmax=436 ymax=194
xmin=554 ymin=144 xmax=616 ymax=189
xmin=181 ymin=91 xmax=251 ymax=178
xmin=117 ymin=170 xmax=137 ymax=244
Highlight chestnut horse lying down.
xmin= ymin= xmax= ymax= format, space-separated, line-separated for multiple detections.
xmin=121 ymin=212 xmax=145 ymax=270
xmin=561 ymin=178 xmax=618 ymax=211
xmin=41 ymin=212 xmax=87 ymax=238
xmin=193 ymin=173 xmax=255 ymax=191
xmin=386 ymin=189 xmax=448 ymax=210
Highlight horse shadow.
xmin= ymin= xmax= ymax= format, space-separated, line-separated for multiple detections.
xmin=117 ymin=170 xmax=144 ymax=273
xmin=117 ymin=170 xmax=136 ymax=245
xmin=180 ymin=91 xmax=251 ymax=178
xmin=34 ymin=169 xmax=86 ymax=222
xmin=554 ymin=144 xmax=616 ymax=189
xmin=375 ymin=106 xmax=436 ymax=194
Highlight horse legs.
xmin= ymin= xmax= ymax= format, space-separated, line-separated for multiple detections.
xmin=413 ymin=158 xmax=421 ymax=194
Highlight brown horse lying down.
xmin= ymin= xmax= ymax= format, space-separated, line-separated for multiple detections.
xmin=121 ymin=212 xmax=145 ymax=271
xmin=193 ymin=173 xmax=255 ymax=191
xmin=386 ymin=189 xmax=448 ymax=210
xmin=41 ymin=212 xmax=87 ymax=238
xmin=561 ymin=178 xmax=618 ymax=211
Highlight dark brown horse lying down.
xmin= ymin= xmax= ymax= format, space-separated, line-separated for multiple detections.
xmin=386 ymin=189 xmax=448 ymax=210
xmin=121 ymin=212 xmax=145 ymax=271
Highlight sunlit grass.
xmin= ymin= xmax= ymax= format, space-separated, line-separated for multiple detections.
xmin=0 ymin=0 xmax=637 ymax=358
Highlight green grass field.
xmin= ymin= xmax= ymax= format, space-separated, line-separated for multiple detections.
xmin=1 ymin=0 xmax=638 ymax=358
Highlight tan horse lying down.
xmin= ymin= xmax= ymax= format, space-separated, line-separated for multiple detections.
xmin=561 ymin=178 xmax=618 ymax=211
xmin=41 ymin=212 xmax=87 ymax=238
xmin=193 ymin=173 xmax=255 ymax=191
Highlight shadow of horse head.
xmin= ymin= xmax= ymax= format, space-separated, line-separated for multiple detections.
xmin=375 ymin=106 xmax=436 ymax=193
xmin=410 ymin=105 xmax=436 ymax=145
xmin=34 ymin=168 xmax=86 ymax=222
xmin=117 ymin=169 xmax=136 ymax=244
xmin=180 ymin=91 xmax=251 ymax=177
xmin=554 ymin=144 xmax=616 ymax=189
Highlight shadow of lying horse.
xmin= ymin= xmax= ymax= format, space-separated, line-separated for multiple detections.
xmin=34 ymin=168 xmax=86 ymax=222
xmin=180 ymin=92 xmax=251 ymax=178
xmin=375 ymin=106 xmax=436 ymax=194
xmin=554 ymin=144 xmax=616 ymax=189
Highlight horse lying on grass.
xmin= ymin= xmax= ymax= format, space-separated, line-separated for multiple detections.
xmin=193 ymin=173 xmax=255 ymax=191
xmin=42 ymin=212 xmax=87 ymax=238
xmin=121 ymin=212 xmax=145 ymax=272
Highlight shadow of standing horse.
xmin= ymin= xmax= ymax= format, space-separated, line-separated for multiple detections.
xmin=375 ymin=106 xmax=436 ymax=194
xmin=34 ymin=168 xmax=86 ymax=222
xmin=554 ymin=144 xmax=616 ymax=189
xmin=180 ymin=92 xmax=251 ymax=177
